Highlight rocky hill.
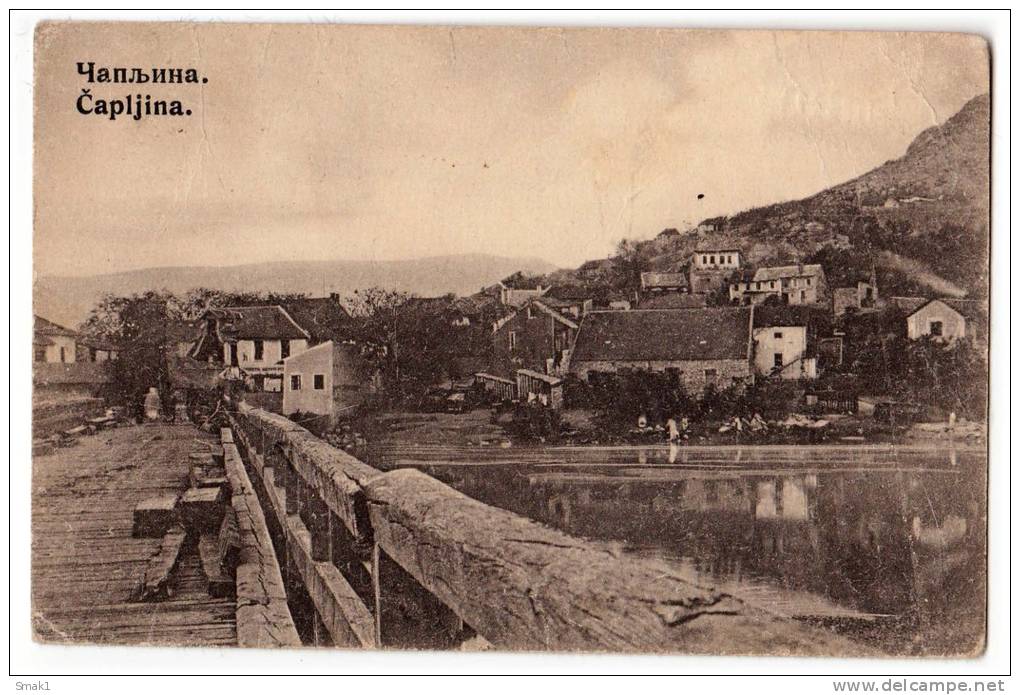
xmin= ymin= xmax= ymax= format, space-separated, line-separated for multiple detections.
xmin=609 ymin=93 xmax=991 ymax=298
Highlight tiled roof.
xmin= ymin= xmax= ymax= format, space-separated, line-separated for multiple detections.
xmin=752 ymin=305 xmax=828 ymax=328
xmin=641 ymin=272 xmax=688 ymax=288
xmin=637 ymin=294 xmax=707 ymax=310
xmin=205 ymin=306 xmax=310 ymax=340
xmin=280 ymin=298 xmax=353 ymax=343
xmin=34 ymin=315 xmax=77 ymax=337
xmin=751 ymin=264 xmax=824 ymax=282
xmin=571 ymin=308 xmax=751 ymax=363
xmin=907 ymin=298 xmax=988 ymax=322
xmin=887 ymin=296 xmax=928 ymax=314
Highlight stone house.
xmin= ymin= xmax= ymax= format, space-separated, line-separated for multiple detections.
xmin=191 ymin=305 xmax=311 ymax=392
xmin=687 ymin=249 xmax=741 ymax=295
xmin=282 ymin=340 xmax=381 ymax=428
xmin=729 ymin=264 xmax=827 ymax=306
xmin=904 ymin=299 xmax=986 ymax=344
xmin=490 ymin=298 xmax=580 ymax=379
xmin=498 ymin=281 xmax=548 ymax=308
xmin=752 ymin=306 xmax=823 ymax=380
xmin=34 ymin=315 xmax=77 ymax=363
xmin=568 ymin=307 xmax=754 ymax=393
xmin=640 ymin=271 xmax=689 ymax=295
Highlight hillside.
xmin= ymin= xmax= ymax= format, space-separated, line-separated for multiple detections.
xmin=34 ymin=253 xmax=558 ymax=328
xmin=622 ymin=94 xmax=991 ymax=297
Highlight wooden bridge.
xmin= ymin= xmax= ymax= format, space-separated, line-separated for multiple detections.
xmin=31 ymin=405 xmax=870 ymax=654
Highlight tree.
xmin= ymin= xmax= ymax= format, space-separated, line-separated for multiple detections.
xmin=80 ymin=291 xmax=180 ymax=415
xmin=612 ymin=238 xmax=651 ymax=291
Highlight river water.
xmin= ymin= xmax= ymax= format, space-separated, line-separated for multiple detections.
xmin=365 ymin=442 xmax=986 ymax=655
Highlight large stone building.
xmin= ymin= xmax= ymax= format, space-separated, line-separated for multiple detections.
xmin=729 ymin=264 xmax=827 ymax=306
xmin=568 ymin=307 xmax=754 ymax=393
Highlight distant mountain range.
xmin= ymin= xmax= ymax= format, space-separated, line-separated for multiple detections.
xmin=34 ymin=254 xmax=558 ymax=328
xmin=628 ymin=93 xmax=990 ymax=298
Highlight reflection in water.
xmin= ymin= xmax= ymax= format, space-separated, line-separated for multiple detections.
xmin=367 ymin=443 xmax=985 ymax=654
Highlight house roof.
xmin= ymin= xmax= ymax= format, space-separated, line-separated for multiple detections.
xmin=637 ymin=294 xmax=707 ymax=310
xmin=571 ymin=308 xmax=752 ymax=363
xmin=906 ymin=298 xmax=988 ymax=322
xmin=279 ymin=298 xmax=353 ymax=343
xmin=34 ymin=315 xmax=76 ymax=338
xmin=887 ymin=296 xmax=929 ymax=315
xmin=751 ymin=264 xmax=824 ymax=282
xmin=546 ymin=285 xmax=591 ymax=301
xmin=641 ymin=271 xmax=688 ymax=288
xmin=753 ymin=305 xmax=829 ymax=329
xmin=692 ymin=248 xmax=741 ymax=254
xmin=205 ymin=306 xmax=310 ymax=340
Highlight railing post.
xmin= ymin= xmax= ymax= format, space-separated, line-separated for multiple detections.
xmin=284 ymin=456 xmax=302 ymax=516
xmin=304 ymin=485 xmax=330 ymax=563
xmin=372 ymin=542 xmax=382 ymax=646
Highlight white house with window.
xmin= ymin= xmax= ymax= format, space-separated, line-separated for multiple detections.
xmin=904 ymin=299 xmax=984 ymax=343
xmin=690 ymin=249 xmax=741 ymax=270
xmin=191 ymin=305 xmax=310 ymax=391
xmin=34 ymin=315 xmax=77 ymax=363
xmin=729 ymin=264 xmax=827 ymax=306
xmin=282 ymin=341 xmax=381 ymax=428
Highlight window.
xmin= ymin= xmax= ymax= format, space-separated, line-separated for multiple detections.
xmin=281 ymin=340 xmax=290 ymax=359
xmin=727 ymin=255 xmax=733 ymax=264
xmin=34 ymin=346 xmax=46 ymax=362
xmin=710 ymin=255 xmax=716 ymax=265
xmin=774 ymin=331 xmax=783 ymax=339
xmin=59 ymin=347 xmax=66 ymax=362
xmin=290 ymin=374 xmax=302 ymax=391
xmin=313 ymin=374 xmax=325 ymax=390
xmin=229 ymin=343 xmax=238 ymax=366
xmin=930 ymin=320 xmax=944 ymax=337
xmin=806 ymin=278 xmax=812 ymax=286
xmin=774 ymin=353 xmax=784 ymax=369
xmin=704 ymin=368 xmax=718 ymax=383
xmin=509 ymin=331 xmax=517 ymax=351
xmin=254 ymin=340 xmax=264 ymax=361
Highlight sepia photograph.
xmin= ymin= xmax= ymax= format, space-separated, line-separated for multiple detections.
xmin=19 ymin=14 xmax=1001 ymax=676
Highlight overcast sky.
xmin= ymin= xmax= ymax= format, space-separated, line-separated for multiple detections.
xmin=33 ymin=23 xmax=987 ymax=277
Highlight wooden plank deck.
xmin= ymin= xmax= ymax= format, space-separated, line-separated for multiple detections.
xmin=32 ymin=423 xmax=237 ymax=646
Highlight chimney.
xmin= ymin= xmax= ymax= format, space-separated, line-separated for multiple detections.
xmin=329 ymin=292 xmax=340 ymax=304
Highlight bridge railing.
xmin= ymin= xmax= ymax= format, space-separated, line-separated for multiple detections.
xmin=228 ymin=402 xmax=863 ymax=654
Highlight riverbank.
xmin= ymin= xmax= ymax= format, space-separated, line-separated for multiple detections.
xmin=349 ymin=407 xmax=985 ymax=454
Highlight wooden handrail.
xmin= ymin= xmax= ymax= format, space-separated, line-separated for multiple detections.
xmin=229 ymin=403 xmax=869 ymax=655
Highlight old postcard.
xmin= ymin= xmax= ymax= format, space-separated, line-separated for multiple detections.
xmin=31 ymin=22 xmax=990 ymax=658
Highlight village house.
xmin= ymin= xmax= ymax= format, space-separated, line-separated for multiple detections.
xmin=490 ymin=297 xmax=579 ymax=379
xmin=904 ymin=298 xmax=986 ymax=344
xmin=729 ymin=264 xmax=827 ymax=306
xmin=78 ymin=336 xmax=120 ymax=362
xmin=542 ymin=286 xmax=594 ymax=319
xmin=576 ymin=258 xmax=614 ymax=282
xmin=688 ymin=249 xmax=741 ymax=294
xmin=34 ymin=315 xmax=78 ymax=363
xmin=640 ymin=271 xmax=689 ymax=295
xmin=498 ymin=280 xmax=549 ymax=307
xmin=282 ymin=340 xmax=381 ymax=428
xmin=832 ymin=271 xmax=879 ymax=316
xmin=568 ymin=307 xmax=754 ymax=393
xmin=752 ymin=306 xmax=823 ymax=380
xmin=191 ymin=305 xmax=311 ymax=392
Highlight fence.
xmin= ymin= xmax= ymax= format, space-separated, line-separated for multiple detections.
xmin=227 ymin=402 xmax=864 ymax=654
